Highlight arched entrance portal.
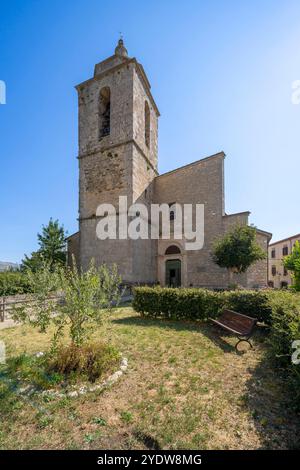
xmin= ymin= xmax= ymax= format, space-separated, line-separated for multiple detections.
xmin=165 ymin=259 xmax=181 ymax=287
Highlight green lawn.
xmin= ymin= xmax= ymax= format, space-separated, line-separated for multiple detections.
xmin=0 ymin=306 xmax=299 ymax=450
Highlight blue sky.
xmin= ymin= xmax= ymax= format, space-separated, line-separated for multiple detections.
xmin=0 ymin=0 xmax=299 ymax=263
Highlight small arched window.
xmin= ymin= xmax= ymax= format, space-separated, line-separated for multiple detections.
xmin=168 ymin=202 xmax=176 ymax=221
xmin=165 ymin=245 xmax=181 ymax=255
xmin=99 ymin=87 xmax=111 ymax=139
xmin=144 ymin=101 xmax=150 ymax=148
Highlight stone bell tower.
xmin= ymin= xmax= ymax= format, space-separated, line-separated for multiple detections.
xmin=76 ymin=39 xmax=160 ymax=282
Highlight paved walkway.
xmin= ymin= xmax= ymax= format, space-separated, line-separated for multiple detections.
xmin=0 ymin=319 xmax=18 ymax=330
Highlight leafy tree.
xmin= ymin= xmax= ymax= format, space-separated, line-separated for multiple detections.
xmin=283 ymin=240 xmax=300 ymax=291
xmin=37 ymin=218 xmax=67 ymax=267
xmin=212 ymin=225 xmax=266 ymax=285
xmin=12 ymin=258 xmax=122 ymax=350
xmin=21 ymin=219 xmax=67 ymax=271
xmin=21 ymin=251 xmax=43 ymax=272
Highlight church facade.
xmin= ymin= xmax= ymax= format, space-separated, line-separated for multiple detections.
xmin=67 ymin=40 xmax=271 ymax=288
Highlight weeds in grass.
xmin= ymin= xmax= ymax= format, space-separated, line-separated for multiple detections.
xmin=92 ymin=417 xmax=107 ymax=426
xmin=47 ymin=342 xmax=120 ymax=383
xmin=120 ymin=411 xmax=133 ymax=423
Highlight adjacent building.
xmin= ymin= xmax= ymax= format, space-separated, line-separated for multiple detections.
xmin=268 ymin=233 xmax=300 ymax=288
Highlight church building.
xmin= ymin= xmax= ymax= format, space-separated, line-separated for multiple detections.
xmin=67 ymin=40 xmax=272 ymax=288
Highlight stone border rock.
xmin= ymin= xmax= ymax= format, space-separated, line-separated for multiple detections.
xmin=19 ymin=357 xmax=128 ymax=399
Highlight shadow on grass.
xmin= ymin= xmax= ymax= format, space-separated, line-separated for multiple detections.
xmin=243 ymin=352 xmax=300 ymax=449
xmin=132 ymin=430 xmax=161 ymax=450
xmin=114 ymin=300 xmax=132 ymax=309
xmin=0 ymin=365 xmax=35 ymax=419
xmin=112 ymin=313 xmax=268 ymax=354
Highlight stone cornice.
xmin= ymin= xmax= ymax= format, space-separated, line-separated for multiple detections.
xmin=75 ymin=58 xmax=160 ymax=117
xmin=223 ymin=211 xmax=251 ymax=218
xmin=76 ymin=60 xmax=131 ymax=90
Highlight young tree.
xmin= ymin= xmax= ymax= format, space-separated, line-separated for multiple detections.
xmin=12 ymin=258 xmax=122 ymax=350
xmin=283 ymin=240 xmax=300 ymax=291
xmin=59 ymin=259 xmax=122 ymax=346
xmin=21 ymin=219 xmax=67 ymax=271
xmin=212 ymin=225 xmax=266 ymax=285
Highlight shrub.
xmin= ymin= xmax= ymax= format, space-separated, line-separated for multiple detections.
xmin=59 ymin=259 xmax=122 ymax=346
xmin=223 ymin=290 xmax=273 ymax=324
xmin=133 ymin=286 xmax=223 ymax=321
xmin=268 ymin=291 xmax=300 ymax=407
xmin=47 ymin=342 xmax=120 ymax=382
xmin=0 ymin=271 xmax=32 ymax=296
xmin=1 ymin=343 xmax=120 ymax=392
xmin=133 ymin=286 xmax=273 ymax=323
xmin=268 ymin=291 xmax=300 ymax=361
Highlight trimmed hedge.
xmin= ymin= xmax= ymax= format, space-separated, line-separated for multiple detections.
xmin=133 ymin=287 xmax=222 ymax=321
xmin=268 ymin=291 xmax=300 ymax=360
xmin=268 ymin=291 xmax=300 ymax=408
xmin=0 ymin=271 xmax=32 ymax=297
xmin=222 ymin=290 xmax=272 ymax=324
xmin=133 ymin=286 xmax=273 ymax=324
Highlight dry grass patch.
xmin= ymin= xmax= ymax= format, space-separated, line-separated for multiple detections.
xmin=0 ymin=306 xmax=299 ymax=450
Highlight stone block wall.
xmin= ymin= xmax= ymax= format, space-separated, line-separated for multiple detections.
xmin=154 ymin=153 xmax=228 ymax=288
xmin=246 ymin=231 xmax=270 ymax=288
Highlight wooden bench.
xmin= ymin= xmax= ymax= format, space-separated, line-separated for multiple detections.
xmin=211 ymin=309 xmax=257 ymax=351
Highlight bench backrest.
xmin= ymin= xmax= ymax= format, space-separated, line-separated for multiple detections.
xmin=219 ymin=309 xmax=257 ymax=335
